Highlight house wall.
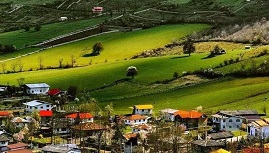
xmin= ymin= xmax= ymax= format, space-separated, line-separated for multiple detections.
xmin=125 ymin=119 xmax=148 ymax=125
xmin=25 ymin=103 xmax=52 ymax=113
xmin=14 ymin=122 xmax=27 ymax=128
xmin=54 ymin=128 xmax=70 ymax=134
xmin=27 ymin=87 xmax=49 ymax=95
xmin=220 ymin=117 xmax=242 ymax=131
xmin=248 ymin=126 xmax=269 ymax=139
xmin=160 ymin=112 xmax=175 ymax=121
xmin=133 ymin=108 xmax=152 ymax=115
xmin=0 ymin=141 xmax=8 ymax=147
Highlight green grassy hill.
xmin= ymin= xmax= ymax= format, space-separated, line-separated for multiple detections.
xmin=1 ymin=24 xmax=210 ymax=71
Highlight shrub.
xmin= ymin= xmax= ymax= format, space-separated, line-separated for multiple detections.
xmin=224 ymin=60 xmax=228 ymax=66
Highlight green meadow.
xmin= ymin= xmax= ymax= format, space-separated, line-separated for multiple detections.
xmin=0 ymin=17 xmax=107 ymax=49
xmin=1 ymin=24 xmax=210 ymax=70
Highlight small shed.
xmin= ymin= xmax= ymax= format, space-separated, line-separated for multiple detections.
xmin=92 ymin=7 xmax=103 ymax=14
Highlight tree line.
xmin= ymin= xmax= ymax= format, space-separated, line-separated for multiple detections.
xmin=0 ymin=44 xmax=17 ymax=54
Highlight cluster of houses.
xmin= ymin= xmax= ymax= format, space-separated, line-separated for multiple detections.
xmin=0 ymin=83 xmax=269 ymax=152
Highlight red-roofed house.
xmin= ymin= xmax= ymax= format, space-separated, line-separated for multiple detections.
xmin=65 ymin=113 xmax=94 ymax=123
xmin=124 ymin=114 xmax=150 ymax=125
xmin=47 ymin=89 xmax=61 ymax=96
xmin=6 ymin=143 xmax=32 ymax=153
xmin=39 ymin=110 xmax=53 ymax=124
xmin=174 ymin=110 xmax=207 ymax=128
xmin=92 ymin=7 xmax=103 ymax=14
xmin=0 ymin=111 xmax=10 ymax=123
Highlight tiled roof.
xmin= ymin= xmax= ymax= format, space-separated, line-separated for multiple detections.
xmin=71 ymin=122 xmax=106 ymax=131
xmin=7 ymin=143 xmax=28 ymax=149
xmin=39 ymin=110 xmax=53 ymax=117
xmin=124 ymin=133 xmax=138 ymax=140
xmin=218 ymin=110 xmax=259 ymax=116
xmin=48 ymin=89 xmax=61 ymax=96
xmin=125 ymin=114 xmax=147 ymax=121
xmin=174 ymin=110 xmax=203 ymax=119
xmin=251 ymin=119 xmax=269 ymax=127
xmin=133 ymin=124 xmax=150 ymax=130
xmin=0 ymin=111 xmax=10 ymax=116
xmin=25 ymin=83 xmax=50 ymax=88
xmin=192 ymin=140 xmax=224 ymax=147
xmin=208 ymin=132 xmax=234 ymax=140
xmin=42 ymin=144 xmax=79 ymax=152
xmin=65 ymin=113 xmax=93 ymax=119
xmin=6 ymin=149 xmax=32 ymax=153
xmin=134 ymin=105 xmax=153 ymax=109
xmin=12 ymin=117 xmax=29 ymax=123
xmin=159 ymin=108 xmax=178 ymax=114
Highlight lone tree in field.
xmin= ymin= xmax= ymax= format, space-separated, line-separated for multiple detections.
xmin=183 ymin=38 xmax=195 ymax=56
xmin=92 ymin=42 xmax=104 ymax=55
xmin=126 ymin=66 xmax=138 ymax=79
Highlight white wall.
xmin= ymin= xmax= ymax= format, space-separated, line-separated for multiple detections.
xmin=134 ymin=108 xmax=152 ymax=115
xmin=125 ymin=119 xmax=148 ymax=125
xmin=0 ymin=141 xmax=8 ymax=147
xmin=25 ymin=103 xmax=52 ymax=113
xmin=27 ymin=87 xmax=49 ymax=95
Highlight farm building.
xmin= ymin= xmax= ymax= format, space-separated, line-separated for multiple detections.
xmin=92 ymin=7 xmax=103 ymax=14
xmin=23 ymin=83 xmax=50 ymax=95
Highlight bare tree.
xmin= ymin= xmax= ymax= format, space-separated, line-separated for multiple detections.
xmin=70 ymin=55 xmax=76 ymax=67
xmin=17 ymin=59 xmax=24 ymax=72
xmin=17 ymin=78 xmax=25 ymax=86
xmin=1 ymin=63 xmax=6 ymax=73
xmin=59 ymin=58 xmax=63 ymax=68
xmin=10 ymin=62 xmax=17 ymax=72
xmin=38 ymin=56 xmax=43 ymax=70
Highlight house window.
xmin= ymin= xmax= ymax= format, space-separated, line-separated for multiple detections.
xmin=40 ymin=90 xmax=42 ymax=92
xmin=142 ymin=109 xmax=144 ymax=112
xmin=34 ymin=107 xmax=37 ymax=109
xmin=40 ymin=106 xmax=43 ymax=109
xmin=237 ymin=125 xmax=240 ymax=128
xmin=46 ymin=105 xmax=50 ymax=107
xmin=236 ymin=119 xmax=240 ymax=122
xmin=229 ymin=126 xmax=232 ymax=129
xmin=1 ymin=141 xmax=5 ymax=144
xmin=223 ymin=119 xmax=226 ymax=122
xmin=229 ymin=119 xmax=233 ymax=122
xmin=30 ymin=106 xmax=32 ymax=109
xmin=32 ymin=90 xmax=34 ymax=93
xmin=62 ymin=128 xmax=66 ymax=131
xmin=223 ymin=126 xmax=225 ymax=128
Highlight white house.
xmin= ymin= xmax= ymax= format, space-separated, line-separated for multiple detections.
xmin=23 ymin=100 xmax=53 ymax=113
xmin=24 ymin=83 xmax=50 ymax=95
xmin=212 ymin=114 xmax=243 ymax=131
xmin=159 ymin=108 xmax=178 ymax=121
xmin=0 ymin=135 xmax=9 ymax=148
xmin=247 ymin=119 xmax=269 ymax=139
xmin=132 ymin=105 xmax=153 ymax=115
xmin=59 ymin=17 xmax=68 ymax=21
xmin=124 ymin=114 xmax=149 ymax=125
xmin=42 ymin=144 xmax=81 ymax=153
xmin=131 ymin=124 xmax=154 ymax=134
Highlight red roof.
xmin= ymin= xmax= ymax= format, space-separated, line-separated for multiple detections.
xmin=48 ymin=89 xmax=61 ymax=96
xmin=174 ymin=110 xmax=203 ymax=119
xmin=39 ymin=110 xmax=53 ymax=117
xmin=7 ymin=149 xmax=32 ymax=153
xmin=65 ymin=113 xmax=93 ymax=119
xmin=0 ymin=111 xmax=10 ymax=116
xmin=7 ymin=143 xmax=28 ymax=150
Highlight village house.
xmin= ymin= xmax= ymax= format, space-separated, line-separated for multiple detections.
xmin=12 ymin=117 xmax=30 ymax=128
xmin=23 ymin=100 xmax=53 ymax=113
xmin=53 ymin=119 xmax=71 ymax=135
xmin=247 ymin=118 xmax=269 ymax=139
xmin=124 ymin=114 xmax=150 ymax=125
xmin=65 ymin=112 xmax=94 ymax=123
xmin=23 ymin=83 xmax=50 ymax=95
xmin=0 ymin=135 xmax=9 ymax=150
xmin=174 ymin=110 xmax=207 ymax=128
xmin=5 ymin=142 xmax=32 ymax=153
xmin=0 ymin=111 xmax=11 ymax=123
xmin=41 ymin=144 xmax=81 ymax=153
xmin=131 ymin=124 xmax=154 ymax=134
xmin=39 ymin=110 xmax=53 ymax=124
xmin=132 ymin=105 xmax=153 ymax=115
xmin=159 ymin=108 xmax=178 ymax=121
xmin=212 ymin=110 xmax=261 ymax=131
xmin=92 ymin=7 xmax=103 ymax=14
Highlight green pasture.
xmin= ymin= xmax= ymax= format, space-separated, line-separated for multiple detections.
xmin=98 ymin=77 xmax=269 ymax=114
xmin=0 ymin=17 xmax=107 ymax=49
xmin=1 ymin=24 xmax=210 ymax=71
xmin=0 ymin=46 xmax=244 ymax=88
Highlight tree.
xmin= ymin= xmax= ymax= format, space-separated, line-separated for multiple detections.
xmin=183 ymin=38 xmax=195 ymax=56
xmin=34 ymin=24 xmax=41 ymax=31
xmin=92 ymin=42 xmax=104 ymax=55
xmin=70 ymin=55 xmax=76 ymax=67
xmin=126 ymin=66 xmax=138 ymax=78
xmin=67 ymin=85 xmax=78 ymax=98
xmin=38 ymin=56 xmax=43 ymax=69
xmin=24 ymin=25 xmax=30 ymax=32
xmin=1 ymin=63 xmax=6 ymax=73
xmin=58 ymin=58 xmax=63 ymax=68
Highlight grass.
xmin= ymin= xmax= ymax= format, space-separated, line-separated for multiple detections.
xmin=0 ymin=16 xmax=108 ymax=49
xmin=1 ymin=0 xmax=59 ymax=5
xmin=1 ymin=24 xmax=210 ymax=71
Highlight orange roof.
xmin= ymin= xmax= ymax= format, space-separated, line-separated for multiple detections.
xmin=7 ymin=149 xmax=32 ymax=153
xmin=125 ymin=114 xmax=147 ymax=121
xmin=133 ymin=124 xmax=150 ymax=130
xmin=39 ymin=110 xmax=53 ymax=117
xmin=65 ymin=113 xmax=93 ymax=119
xmin=71 ymin=122 xmax=106 ymax=131
xmin=7 ymin=143 xmax=28 ymax=149
xmin=174 ymin=110 xmax=203 ymax=119
xmin=0 ymin=111 xmax=10 ymax=116
xmin=124 ymin=133 xmax=138 ymax=140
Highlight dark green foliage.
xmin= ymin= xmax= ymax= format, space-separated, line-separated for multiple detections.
xmin=0 ymin=44 xmax=17 ymax=53
xmin=126 ymin=66 xmax=138 ymax=78
xmin=68 ymin=85 xmax=78 ymax=98
xmin=92 ymin=42 xmax=104 ymax=55
xmin=34 ymin=24 xmax=41 ymax=31
xmin=183 ymin=38 xmax=195 ymax=56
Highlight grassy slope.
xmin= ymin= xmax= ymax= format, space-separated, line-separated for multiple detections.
xmin=0 ymin=17 xmax=107 ymax=49
xmin=1 ymin=24 xmax=210 ymax=70
xmin=98 ymin=77 xmax=269 ymax=114
xmin=1 ymin=0 xmax=58 ymax=5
